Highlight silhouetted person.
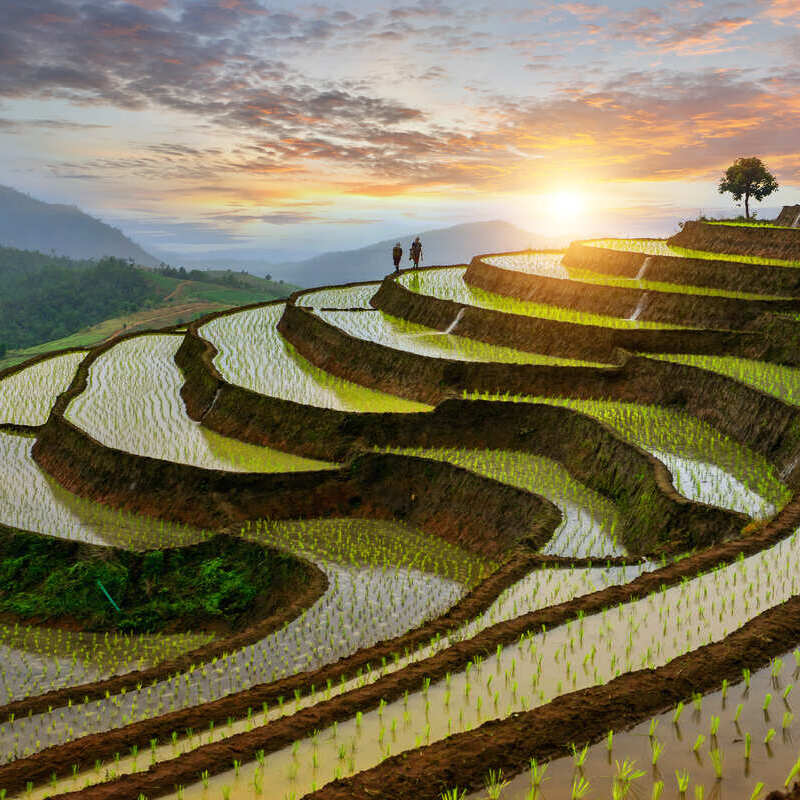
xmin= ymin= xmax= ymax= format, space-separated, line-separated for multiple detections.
xmin=392 ymin=242 xmax=403 ymax=272
xmin=409 ymin=236 xmax=422 ymax=268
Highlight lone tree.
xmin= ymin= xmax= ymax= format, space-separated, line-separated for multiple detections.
xmin=718 ymin=157 xmax=778 ymax=219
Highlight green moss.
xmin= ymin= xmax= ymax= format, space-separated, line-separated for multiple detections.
xmin=0 ymin=531 xmax=301 ymax=633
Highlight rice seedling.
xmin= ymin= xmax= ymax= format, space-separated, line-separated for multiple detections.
xmin=316 ymin=309 xmax=603 ymax=367
xmin=201 ymin=304 xmax=429 ymax=412
xmin=64 ymin=334 xmax=335 ymax=472
xmin=295 ymin=283 xmax=381 ymax=310
xmin=397 ymin=266 xmax=687 ymax=330
xmin=0 ymin=351 xmax=86 ymax=427
xmin=491 ymin=645 xmax=800 ymax=799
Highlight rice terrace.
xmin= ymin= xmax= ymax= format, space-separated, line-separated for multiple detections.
xmin=8 ymin=210 xmax=800 ymax=800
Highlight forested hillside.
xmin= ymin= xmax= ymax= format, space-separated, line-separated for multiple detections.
xmin=0 ymin=250 xmax=152 ymax=353
xmin=0 ymin=246 xmax=299 ymax=363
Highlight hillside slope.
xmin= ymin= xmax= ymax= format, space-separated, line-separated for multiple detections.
xmin=0 ymin=185 xmax=158 ymax=265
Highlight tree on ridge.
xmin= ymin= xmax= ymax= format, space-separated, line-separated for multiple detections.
xmin=718 ymin=157 xmax=778 ymax=219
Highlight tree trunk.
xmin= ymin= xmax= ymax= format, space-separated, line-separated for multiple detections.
xmin=745 ymin=193 xmax=750 ymax=219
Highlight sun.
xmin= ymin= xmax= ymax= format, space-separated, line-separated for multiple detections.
xmin=548 ymin=190 xmax=587 ymax=220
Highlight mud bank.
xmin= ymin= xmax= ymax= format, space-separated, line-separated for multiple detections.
xmin=464 ymin=255 xmax=800 ymax=326
xmin=21 ymin=492 xmax=800 ymax=800
xmin=668 ymin=220 xmax=800 ymax=262
xmin=276 ymin=302 xmax=800 ymax=482
xmin=310 ymin=593 xmax=800 ymax=800
xmin=563 ymin=241 xmax=800 ymax=296
xmin=370 ymin=272 xmax=754 ymax=362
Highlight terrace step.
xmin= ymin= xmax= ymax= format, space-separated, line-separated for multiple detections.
xmin=668 ymin=219 xmax=800 ymax=262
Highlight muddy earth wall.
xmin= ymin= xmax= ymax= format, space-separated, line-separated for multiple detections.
xmin=464 ymin=256 xmax=800 ymax=326
xmin=370 ymin=273 xmax=756 ymax=361
xmin=562 ymin=241 xmax=800 ymax=296
xmin=668 ymin=220 xmax=800 ymax=261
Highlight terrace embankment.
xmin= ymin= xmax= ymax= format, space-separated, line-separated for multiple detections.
xmin=0 ymin=529 xmax=302 ymax=636
xmin=275 ymin=301 xmax=800 ymax=482
xmin=21 ymin=491 xmax=800 ymax=800
xmin=776 ymin=205 xmax=800 ymax=227
xmin=33 ymin=413 xmax=558 ymax=559
xmin=370 ymin=271 xmax=755 ymax=361
xmin=464 ymin=255 xmax=800 ymax=326
xmin=309 ymin=592 xmax=800 ymax=800
xmin=668 ymin=220 xmax=800 ymax=261
xmin=178 ymin=319 xmax=748 ymax=553
xmin=563 ymin=240 xmax=800 ymax=296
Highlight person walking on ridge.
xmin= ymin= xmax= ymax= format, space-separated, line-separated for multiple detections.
xmin=392 ymin=242 xmax=403 ymax=273
xmin=409 ymin=236 xmax=423 ymax=268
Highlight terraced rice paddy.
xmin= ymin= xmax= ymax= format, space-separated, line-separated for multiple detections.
xmin=296 ymin=283 xmax=381 ymax=309
xmin=481 ymin=252 xmax=790 ymax=300
xmin=0 ymin=351 xmax=85 ymax=426
xmin=4 ymin=217 xmax=800 ymax=800
xmin=649 ymin=353 xmax=800 ymax=406
xmin=484 ymin=647 xmax=800 ymax=800
xmin=399 ymin=266 xmax=688 ymax=329
xmin=585 ymin=238 xmax=800 ymax=268
xmin=64 ymin=333 xmax=336 ymax=471
xmin=317 ymin=310 xmax=602 ymax=366
xmin=202 ymin=304 xmax=430 ymax=411
xmin=158 ymin=524 xmax=800 ymax=800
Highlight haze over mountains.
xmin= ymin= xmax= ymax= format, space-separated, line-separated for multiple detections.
xmin=256 ymin=221 xmax=561 ymax=287
xmin=0 ymin=186 xmax=159 ymax=266
xmin=0 ymin=185 xmax=560 ymax=286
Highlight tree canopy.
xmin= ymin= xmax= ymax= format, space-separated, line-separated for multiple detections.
xmin=718 ymin=157 xmax=778 ymax=219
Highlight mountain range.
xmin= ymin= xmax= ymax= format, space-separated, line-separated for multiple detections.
xmin=0 ymin=185 xmax=158 ymax=266
xmin=0 ymin=185 xmax=561 ymax=285
xmin=252 ymin=221 xmax=562 ymax=286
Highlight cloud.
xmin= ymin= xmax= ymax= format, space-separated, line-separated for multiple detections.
xmin=0 ymin=117 xmax=111 ymax=132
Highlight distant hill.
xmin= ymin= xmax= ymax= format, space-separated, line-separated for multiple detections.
xmin=0 ymin=246 xmax=299 ymax=366
xmin=0 ymin=185 xmax=158 ymax=266
xmin=266 ymin=220 xmax=561 ymax=287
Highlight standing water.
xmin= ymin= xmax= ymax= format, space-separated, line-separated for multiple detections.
xmin=793 ymin=210 xmax=800 ymax=228
xmin=628 ymin=293 xmax=648 ymax=321
xmin=635 ymin=256 xmax=652 ymax=281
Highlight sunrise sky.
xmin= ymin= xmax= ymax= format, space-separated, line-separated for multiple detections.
xmin=2 ymin=0 xmax=800 ymax=261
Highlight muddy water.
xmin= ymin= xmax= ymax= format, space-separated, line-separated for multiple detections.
xmin=475 ymin=648 xmax=800 ymax=800
xmin=155 ymin=528 xmax=800 ymax=800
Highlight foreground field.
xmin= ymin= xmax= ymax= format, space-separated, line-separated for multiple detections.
xmin=2 ymin=211 xmax=800 ymax=800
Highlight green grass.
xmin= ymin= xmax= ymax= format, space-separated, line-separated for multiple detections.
xmin=705 ymin=220 xmax=800 ymax=230
xmin=567 ymin=267 xmax=791 ymax=300
xmin=586 ymin=239 xmax=800 ymax=268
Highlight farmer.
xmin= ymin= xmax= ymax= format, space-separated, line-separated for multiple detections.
xmin=392 ymin=242 xmax=403 ymax=272
xmin=409 ymin=236 xmax=423 ymax=268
